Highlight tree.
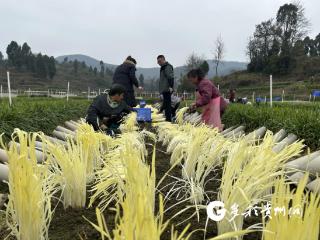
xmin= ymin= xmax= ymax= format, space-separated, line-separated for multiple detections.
xmin=100 ymin=60 xmax=105 ymax=77
xmin=185 ymin=53 xmax=205 ymax=72
xmin=81 ymin=61 xmax=86 ymax=68
xmin=73 ymin=60 xmax=79 ymax=75
xmin=63 ymin=57 xmax=68 ymax=63
xmin=93 ymin=67 xmax=98 ymax=76
xmin=6 ymin=41 xmax=21 ymax=67
xmin=48 ymin=56 xmax=56 ymax=79
xmin=89 ymin=66 xmax=93 ymax=73
xmin=0 ymin=51 xmax=3 ymax=65
xmin=139 ymin=74 xmax=144 ymax=87
xmin=213 ymin=35 xmax=225 ymax=76
xmin=36 ymin=53 xmax=47 ymax=78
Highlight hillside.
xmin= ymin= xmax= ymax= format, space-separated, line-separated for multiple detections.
xmin=56 ymin=54 xmax=247 ymax=79
xmin=0 ymin=62 xmax=113 ymax=91
xmin=217 ymin=70 xmax=320 ymax=100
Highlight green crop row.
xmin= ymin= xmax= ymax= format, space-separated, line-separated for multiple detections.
xmin=222 ymin=103 xmax=320 ymax=150
xmin=0 ymin=97 xmax=90 ymax=143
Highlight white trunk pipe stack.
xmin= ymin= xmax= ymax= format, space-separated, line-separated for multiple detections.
xmin=221 ymin=126 xmax=236 ymax=135
xmin=44 ymin=135 xmax=67 ymax=146
xmin=286 ymin=151 xmax=320 ymax=175
xmin=224 ymin=126 xmax=245 ymax=138
xmin=70 ymin=120 xmax=81 ymax=126
xmin=273 ymin=133 xmax=297 ymax=153
xmin=0 ymin=164 xmax=8 ymax=181
xmin=8 ymin=141 xmax=46 ymax=163
xmin=55 ymin=125 xmax=76 ymax=135
xmin=64 ymin=121 xmax=79 ymax=131
xmin=244 ymin=127 xmax=267 ymax=142
xmin=52 ymin=130 xmax=74 ymax=141
xmin=0 ymin=149 xmax=9 ymax=163
xmin=288 ymin=172 xmax=311 ymax=185
xmin=303 ymin=155 xmax=320 ymax=175
xmin=273 ymin=129 xmax=287 ymax=143
xmin=307 ymin=178 xmax=320 ymax=194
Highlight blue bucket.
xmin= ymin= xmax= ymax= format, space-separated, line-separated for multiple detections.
xmin=133 ymin=108 xmax=152 ymax=122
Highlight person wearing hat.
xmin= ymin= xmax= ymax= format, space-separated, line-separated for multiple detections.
xmin=112 ymin=56 xmax=143 ymax=107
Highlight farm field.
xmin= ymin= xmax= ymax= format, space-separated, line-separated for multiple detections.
xmin=0 ymin=98 xmax=319 ymax=240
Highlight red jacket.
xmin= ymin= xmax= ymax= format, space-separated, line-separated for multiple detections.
xmin=195 ymin=79 xmax=227 ymax=112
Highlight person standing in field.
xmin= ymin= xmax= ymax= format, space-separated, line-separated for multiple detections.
xmin=188 ymin=68 xmax=227 ymax=131
xmin=113 ymin=56 xmax=143 ymax=107
xmin=159 ymin=92 xmax=181 ymax=119
xmin=157 ymin=55 xmax=174 ymax=122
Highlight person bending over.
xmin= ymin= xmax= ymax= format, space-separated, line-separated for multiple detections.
xmin=188 ymin=68 xmax=227 ymax=131
xmin=86 ymin=84 xmax=131 ymax=134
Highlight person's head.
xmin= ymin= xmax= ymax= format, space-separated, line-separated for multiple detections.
xmin=109 ymin=84 xmax=125 ymax=102
xmin=126 ymin=56 xmax=137 ymax=65
xmin=187 ymin=68 xmax=205 ymax=85
xmin=157 ymin=55 xmax=166 ymax=66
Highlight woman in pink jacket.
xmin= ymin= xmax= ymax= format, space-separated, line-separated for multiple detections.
xmin=188 ymin=68 xmax=227 ymax=131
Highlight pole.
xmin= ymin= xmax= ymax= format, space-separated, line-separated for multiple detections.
xmin=7 ymin=71 xmax=12 ymax=107
xmin=99 ymin=88 xmax=101 ymax=95
xmin=252 ymin=92 xmax=255 ymax=104
xmin=282 ymin=89 xmax=284 ymax=102
xmin=217 ymin=84 xmax=220 ymax=90
xmin=67 ymin=82 xmax=70 ymax=102
xmin=0 ymin=85 xmax=2 ymax=98
xmin=270 ymin=75 xmax=273 ymax=107
xmin=88 ymin=87 xmax=90 ymax=100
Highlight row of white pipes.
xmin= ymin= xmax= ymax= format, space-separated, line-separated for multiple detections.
xmin=0 ymin=115 xmax=319 ymax=193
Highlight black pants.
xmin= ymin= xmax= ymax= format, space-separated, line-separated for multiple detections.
xmin=162 ymin=91 xmax=172 ymax=122
xmin=172 ymin=102 xmax=180 ymax=118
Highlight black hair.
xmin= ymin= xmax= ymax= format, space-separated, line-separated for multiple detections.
xmin=157 ymin=55 xmax=165 ymax=60
xmin=126 ymin=56 xmax=137 ymax=64
xmin=109 ymin=84 xmax=125 ymax=96
xmin=187 ymin=68 xmax=205 ymax=80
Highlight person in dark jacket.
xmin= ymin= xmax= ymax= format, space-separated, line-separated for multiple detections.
xmin=112 ymin=56 xmax=142 ymax=107
xmin=86 ymin=84 xmax=131 ymax=133
xmin=157 ymin=55 xmax=174 ymax=122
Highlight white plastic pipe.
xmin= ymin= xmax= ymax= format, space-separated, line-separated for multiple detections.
xmin=288 ymin=172 xmax=310 ymax=185
xmin=306 ymin=178 xmax=320 ymax=194
xmin=0 ymin=149 xmax=9 ymax=163
xmin=286 ymin=151 xmax=320 ymax=174
xmin=273 ymin=129 xmax=287 ymax=143
xmin=245 ymin=127 xmax=267 ymax=141
xmin=0 ymin=163 xmax=8 ymax=181
xmin=224 ymin=126 xmax=245 ymax=138
xmin=304 ymin=155 xmax=320 ymax=175
xmin=8 ymin=141 xmax=46 ymax=163
xmin=52 ymin=130 xmax=73 ymax=141
xmin=44 ymin=135 xmax=67 ymax=146
xmin=273 ymin=134 xmax=297 ymax=153
xmin=64 ymin=121 xmax=78 ymax=131
xmin=55 ymin=126 xmax=76 ymax=135
xmin=221 ymin=126 xmax=236 ymax=135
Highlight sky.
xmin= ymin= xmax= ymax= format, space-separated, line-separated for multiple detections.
xmin=0 ymin=0 xmax=319 ymax=68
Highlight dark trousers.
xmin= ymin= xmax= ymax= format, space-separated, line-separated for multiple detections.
xmin=172 ymin=102 xmax=180 ymax=118
xmin=162 ymin=91 xmax=172 ymax=122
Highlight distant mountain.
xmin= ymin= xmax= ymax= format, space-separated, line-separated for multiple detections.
xmin=56 ymin=54 xmax=247 ymax=80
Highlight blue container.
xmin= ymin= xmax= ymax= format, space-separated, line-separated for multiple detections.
xmin=139 ymin=100 xmax=146 ymax=108
xmin=133 ymin=108 xmax=152 ymax=122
